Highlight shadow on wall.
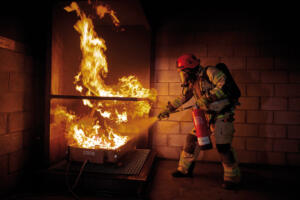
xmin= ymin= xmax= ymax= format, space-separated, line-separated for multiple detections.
xmin=232 ymin=64 xmax=275 ymax=164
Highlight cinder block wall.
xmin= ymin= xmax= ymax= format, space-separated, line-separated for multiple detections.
xmin=0 ymin=38 xmax=36 ymax=193
xmin=0 ymin=1 xmax=48 ymax=194
xmin=150 ymin=10 xmax=300 ymax=166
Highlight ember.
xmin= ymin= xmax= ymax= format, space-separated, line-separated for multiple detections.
xmin=50 ymin=2 xmax=156 ymax=151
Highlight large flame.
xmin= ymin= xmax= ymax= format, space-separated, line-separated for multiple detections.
xmin=51 ymin=2 xmax=156 ymax=150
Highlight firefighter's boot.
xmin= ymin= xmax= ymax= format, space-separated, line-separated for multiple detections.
xmin=217 ymin=144 xmax=241 ymax=190
xmin=173 ymin=134 xmax=200 ymax=178
xmin=172 ymin=161 xmax=195 ymax=178
xmin=221 ymin=162 xmax=241 ymax=190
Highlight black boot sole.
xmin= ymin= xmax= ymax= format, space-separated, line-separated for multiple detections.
xmin=172 ymin=171 xmax=193 ymax=178
xmin=221 ymin=181 xmax=241 ymax=190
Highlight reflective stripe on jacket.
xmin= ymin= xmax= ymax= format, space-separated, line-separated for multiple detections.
xmin=170 ymin=66 xmax=231 ymax=121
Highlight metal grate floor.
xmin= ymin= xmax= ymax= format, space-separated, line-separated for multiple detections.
xmin=52 ymin=149 xmax=151 ymax=176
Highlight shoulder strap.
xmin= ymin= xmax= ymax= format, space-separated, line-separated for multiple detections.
xmin=200 ymin=66 xmax=209 ymax=81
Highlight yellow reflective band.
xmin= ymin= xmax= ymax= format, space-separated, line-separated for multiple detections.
xmin=215 ymin=89 xmax=225 ymax=98
xmin=213 ymin=72 xmax=224 ymax=82
xmin=182 ymin=160 xmax=191 ymax=168
xmin=217 ymin=114 xmax=225 ymax=119
xmin=179 ymin=155 xmax=192 ymax=169
xmin=216 ymin=71 xmax=224 ymax=79
xmin=173 ymin=99 xmax=182 ymax=108
xmin=224 ymin=167 xmax=240 ymax=177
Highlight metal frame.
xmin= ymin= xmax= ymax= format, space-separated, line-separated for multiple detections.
xmin=50 ymin=95 xmax=149 ymax=101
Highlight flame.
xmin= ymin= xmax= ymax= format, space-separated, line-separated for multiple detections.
xmin=116 ymin=111 xmax=128 ymax=124
xmin=96 ymin=4 xmax=120 ymax=27
xmin=98 ymin=110 xmax=111 ymax=118
xmin=51 ymin=2 xmax=156 ymax=150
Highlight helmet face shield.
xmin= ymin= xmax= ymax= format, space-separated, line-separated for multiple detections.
xmin=179 ymin=71 xmax=189 ymax=87
xmin=176 ymin=54 xmax=201 ymax=88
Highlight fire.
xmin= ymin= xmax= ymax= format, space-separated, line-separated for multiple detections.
xmin=51 ymin=2 xmax=156 ymax=150
xmin=95 ymin=4 xmax=120 ymax=27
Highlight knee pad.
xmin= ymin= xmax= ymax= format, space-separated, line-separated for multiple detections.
xmin=184 ymin=134 xmax=197 ymax=154
xmin=217 ymin=144 xmax=235 ymax=164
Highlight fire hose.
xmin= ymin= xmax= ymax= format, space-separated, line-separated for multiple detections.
xmin=173 ymin=105 xmax=195 ymax=113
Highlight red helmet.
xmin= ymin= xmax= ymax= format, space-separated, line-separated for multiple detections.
xmin=176 ymin=54 xmax=200 ymax=70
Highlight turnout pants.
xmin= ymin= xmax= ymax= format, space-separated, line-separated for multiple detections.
xmin=177 ymin=118 xmax=241 ymax=183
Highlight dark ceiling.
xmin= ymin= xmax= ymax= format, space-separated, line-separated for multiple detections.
xmin=0 ymin=0 xmax=299 ymax=45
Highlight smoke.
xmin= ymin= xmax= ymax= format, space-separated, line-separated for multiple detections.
xmin=117 ymin=117 xmax=158 ymax=136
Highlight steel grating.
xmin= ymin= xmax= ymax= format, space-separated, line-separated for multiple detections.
xmin=68 ymin=149 xmax=151 ymax=175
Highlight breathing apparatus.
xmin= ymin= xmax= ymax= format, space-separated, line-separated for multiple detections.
xmin=176 ymin=54 xmax=212 ymax=149
xmin=176 ymin=53 xmax=201 ymax=94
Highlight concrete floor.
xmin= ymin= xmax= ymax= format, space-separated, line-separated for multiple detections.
xmin=4 ymin=159 xmax=299 ymax=200
xmin=149 ymin=160 xmax=298 ymax=200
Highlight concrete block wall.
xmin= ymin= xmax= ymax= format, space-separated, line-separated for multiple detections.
xmin=0 ymin=38 xmax=36 ymax=193
xmin=150 ymin=14 xmax=300 ymax=166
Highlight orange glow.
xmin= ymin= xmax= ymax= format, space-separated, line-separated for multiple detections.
xmin=51 ymin=2 xmax=156 ymax=150
xmin=96 ymin=4 xmax=120 ymax=27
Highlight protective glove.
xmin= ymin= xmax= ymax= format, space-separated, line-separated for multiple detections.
xmin=195 ymin=97 xmax=209 ymax=111
xmin=157 ymin=109 xmax=171 ymax=120
xmin=157 ymin=101 xmax=177 ymax=120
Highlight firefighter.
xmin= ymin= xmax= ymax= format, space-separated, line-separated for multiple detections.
xmin=157 ymin=53 xmax=241 ymax=189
